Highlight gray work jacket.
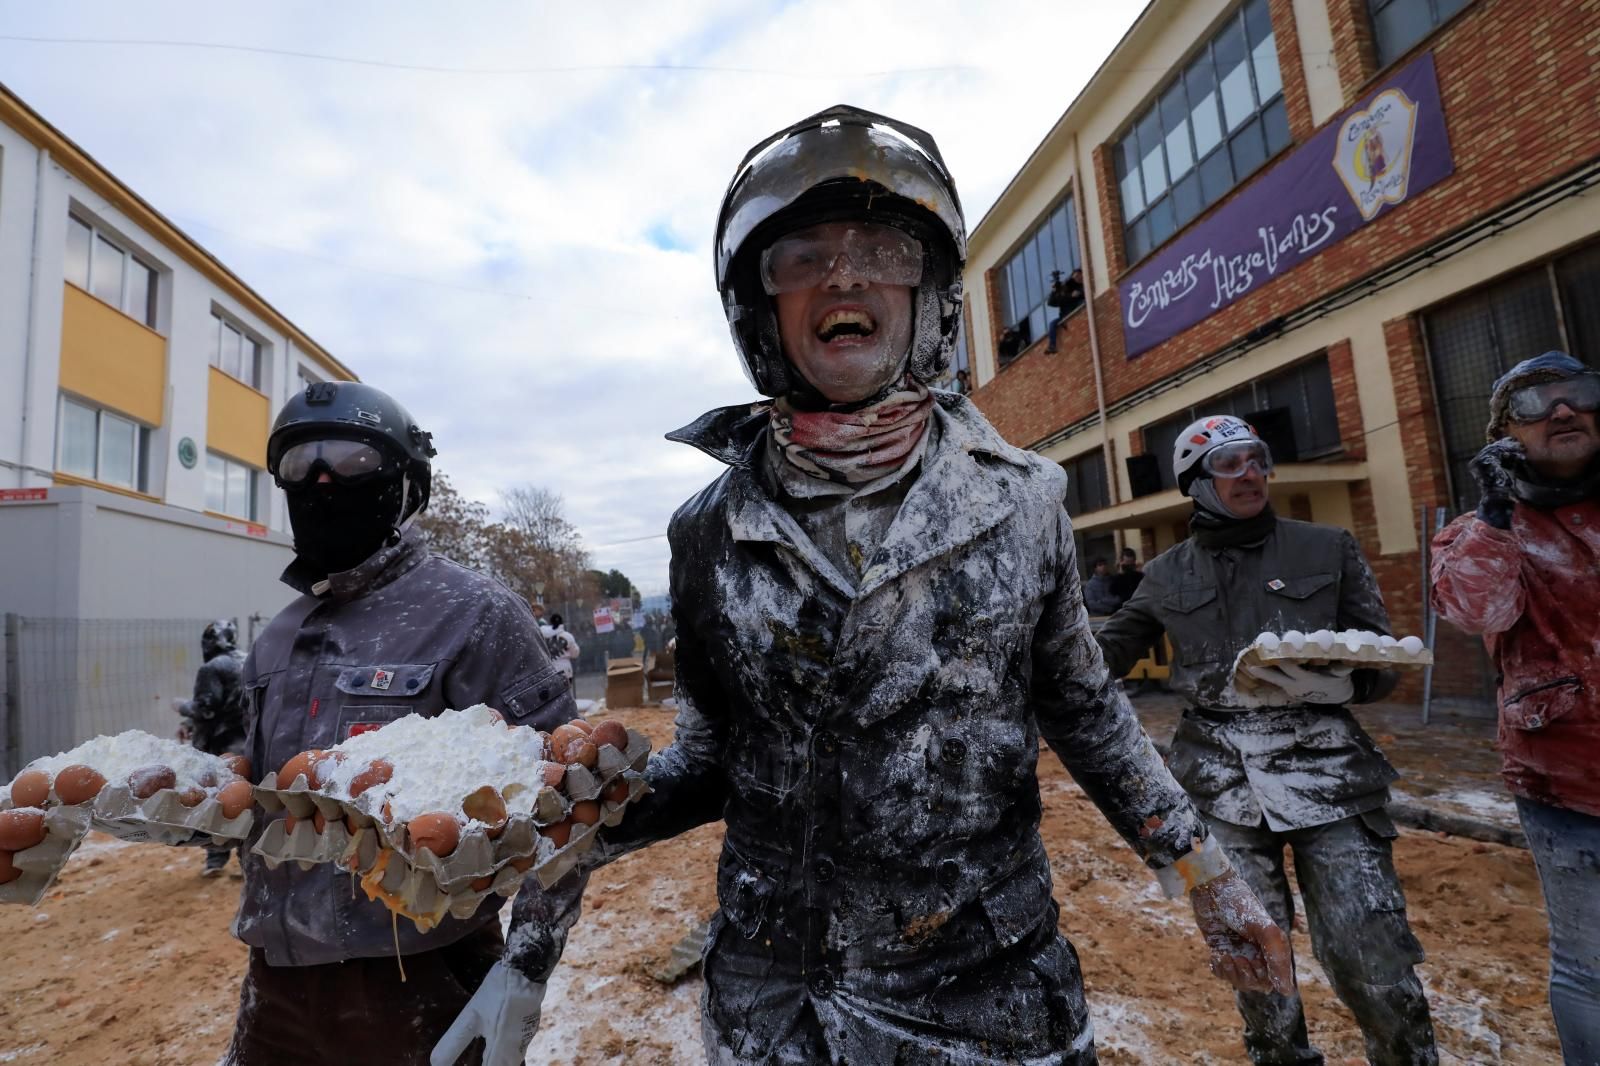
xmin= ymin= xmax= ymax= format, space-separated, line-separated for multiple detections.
xmin=234 ymin=527 xmax=575 ymax=966
xmin=1096 ymin=517 xmax=1400 ymax=831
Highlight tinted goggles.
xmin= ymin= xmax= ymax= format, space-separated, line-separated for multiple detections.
xmin=760 ymin=223 xmax=924 ymax=295
xmin=1506 ymin=375 xmax=1600 ymax=424
xmin=274 ymin=439 xmax=388 ymax=487
xmin=1201 ymin=439 xmax=1274 ymax=479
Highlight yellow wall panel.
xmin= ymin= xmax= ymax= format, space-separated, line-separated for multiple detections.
xmin=58 ymin=283 xmax=166 ymax=425
xmin=207 ymin=367 xmax=269 ymax=468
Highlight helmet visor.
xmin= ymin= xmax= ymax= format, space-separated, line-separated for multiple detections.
xmin=275 ymin=439 xmax=389 ymax=487
xmin=1506 ymin=375 xmax=1600 ymax=424
xmin=760 ymin=223 xmax=924 ymax=295
xmin=1200 ymin=439 xmax=1273 ymax=479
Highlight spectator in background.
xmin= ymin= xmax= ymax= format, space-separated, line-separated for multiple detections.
xmin=953 ymin=368 xmax=971 ymax=395
xmin=1083 ymin=557 xmax=1122 ymax=616
xmin=175 ymin=618 xmax=248 ymax=878
xmin=1045 ymin=268 xmax=1085 ymax=354
xmin=997 ymin=325 xmax=1025 ymax=363
xmin=1110 ymin=546 xmax=1145 ymax=607
xmin=542 ymin=612 xmax=581 ymax=694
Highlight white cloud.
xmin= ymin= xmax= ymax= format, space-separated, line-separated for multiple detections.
xmin=0 ymin=0 xmax=1141 ymax=593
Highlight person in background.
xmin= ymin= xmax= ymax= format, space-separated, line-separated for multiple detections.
xmin=1044 ymin=268 xmax=1085 ymax=354
xmin=1431 ymin=351 xmax=1600 ymax=1063
xmin=542 ymin=612 xmax=581 ymax=694
xmin=176 ymin=618 xmax=248 ymax=878
xmin=953 ymin=367 xmax=971 ymax=395
xmin=1082 ymin=557 xmax=1122 ymax=616
xmin=1109 ymin=545 xmax=1145 ymax=607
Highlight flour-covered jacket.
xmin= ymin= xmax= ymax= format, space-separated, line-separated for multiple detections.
xmin=235 ymin=527 xmax=576 ymax=967
xmin=605 ymin=393 xmax=1209 ymax=1061
xmin=1096 ymin=519 xmax=1400 ymax=831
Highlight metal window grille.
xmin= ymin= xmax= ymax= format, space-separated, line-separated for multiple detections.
xmin=1064 ymin=449 xmax=1110 ymax=515
xmin=1555 ymin=242 xmax=1600 ymax=369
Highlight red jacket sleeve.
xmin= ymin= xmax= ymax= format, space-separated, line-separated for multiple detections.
xmin=1430 ymin=513 xmax=1526 ymax=636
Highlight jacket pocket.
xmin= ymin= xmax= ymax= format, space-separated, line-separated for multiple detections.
xmin=1160 ymin=585 xmax=1219 ymax=665
xmin=1502 ymin=676 xmax=1583 ymax=732
xmin=1265 ymin=573 xmax=1337 ymax=601
xmin=332 ymin=663 xmax=438 ymax=739
xmin=500 ymin=663 xmax=571 ymax=727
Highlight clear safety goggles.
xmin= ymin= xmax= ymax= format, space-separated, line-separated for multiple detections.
xmin=1506 ymin=375 xmax=1600 ymax=424
xmin=275 ymin=439 xmax=389 ymax=487
xmin=1201 ymin=439 xmax=1274 ymax=479
xmin=760 ymin=222 xmax=924 ymax=295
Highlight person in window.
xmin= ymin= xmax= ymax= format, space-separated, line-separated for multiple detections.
xmin=1082 ymin=557 xmax=1121 ymax=616
xmin=175 ymin=618 xmax=248 ymax=878
xmin=1044 ymin=268 xmax=1085 ymax=354
xmin=1430 ymin=351 xmax=1600 ymax=1064
xmin=1095 ymin=414 xmax=1438 ymax=1066
xmin=595 ymin=105 xmax=1292 ymax=1064
xmin=997 ymin=324 xmax=1025 ymax=363
xmin=1109 ymin=546 xmax=1145 ymax=606
xmin=953 ymin=367 xmax=971 ymax=395
xmin=225 ymin=381 xmax=581 ymax=1066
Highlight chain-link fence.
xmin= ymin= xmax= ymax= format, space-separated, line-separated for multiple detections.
xmin=2 ymin=616 xmax=227 ymax=776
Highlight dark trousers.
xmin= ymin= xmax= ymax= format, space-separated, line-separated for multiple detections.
xmin=1205 ymin=812 xmax=1438 ymax=1066
xmin=223 ymin=924 xmax=503 ymax=1066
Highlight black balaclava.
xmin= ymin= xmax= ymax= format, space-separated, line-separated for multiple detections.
xmin=285 ymin=473 xmax=407 ymax=577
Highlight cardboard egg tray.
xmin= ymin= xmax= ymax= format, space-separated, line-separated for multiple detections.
xmin=1233 ymin=630 xmax=1432 ymax=697
xmin=0 ymin=805 xmax=93 ymax=906
xmin=79 ymin=782 xmax=256 ymax=846
xmin=251 ymin=728 xmax=651 ymax=930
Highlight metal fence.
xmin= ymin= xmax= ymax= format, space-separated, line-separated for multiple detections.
xmin=2 ymin=615 xmax=226 ymax=777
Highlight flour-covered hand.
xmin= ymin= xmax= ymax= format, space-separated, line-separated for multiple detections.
xmin=1190 ymin=871 xmax=1294 ymax=996
xmin=1470 ymin=438 xmax=1524 ymax=530
xmin=430 ymin=962 xmax=546 ymax=1066
xmin=1243 ymin=661 xmax=1355 ymax=704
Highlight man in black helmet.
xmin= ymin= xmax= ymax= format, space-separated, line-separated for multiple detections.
xmin=176 ymin=618 xmax=248 ymax=877
xmin=599 ymin=106 xmax=1292 ymax=1064
xmin=224 ymin=381 xmax=581 ymax=1066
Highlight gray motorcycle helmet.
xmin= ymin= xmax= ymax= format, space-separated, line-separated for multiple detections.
xmin=714 ymin=104 xmax=968 ymax=398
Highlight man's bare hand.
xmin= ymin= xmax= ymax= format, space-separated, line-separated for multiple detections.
xmin=1189 ymin=871 xmax=1294 ymax=995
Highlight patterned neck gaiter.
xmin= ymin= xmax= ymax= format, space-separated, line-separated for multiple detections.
xmin=769 ymin=378 xmax=934 ymax=484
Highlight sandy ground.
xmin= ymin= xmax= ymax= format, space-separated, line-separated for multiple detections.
xmin=2 ymin=704 xmax=1561 ymax=1065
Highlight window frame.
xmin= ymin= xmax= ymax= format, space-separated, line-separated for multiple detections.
xmin=209 ymin=310 xmax=265 ymax=391
xmin=994 ymin=195 xmax=1082 ymax=367
xmin=205 ymin=450 xmax=261 ymax=521
xmin=1062 ymin=448 xmax=1112 ymax=516
xmin=55 ymin=394 xmax=150 ymax=492
xmin=1368 ymin=0 xmax=1472 ymax=69
xmin=64 ymin=213 xmax=159 ymax=329
xmin=1113 ymin=0 xmax=1291 ymax=267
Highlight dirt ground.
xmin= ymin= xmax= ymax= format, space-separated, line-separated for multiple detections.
xmin=1 ymin=704 xmax=1560 ymax=1065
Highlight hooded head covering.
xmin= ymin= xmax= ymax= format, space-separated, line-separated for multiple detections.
xmin=1485 ymin=350 xmax=1596 ymax=441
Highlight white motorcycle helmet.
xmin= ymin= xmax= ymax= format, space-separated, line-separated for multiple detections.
xmin=1172 ymin=415 xmax=1272 ymax=497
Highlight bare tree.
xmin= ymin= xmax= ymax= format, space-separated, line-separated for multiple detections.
xmin=414 ymin=470 xmax=491 ymax=569
xmin=495 ymin=485 xmax=591 ymax=604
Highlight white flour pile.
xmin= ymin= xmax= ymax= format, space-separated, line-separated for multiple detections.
xmin=320 ymin=704 xmax=553 ymax=823
xmin=20 ymin=731 xmax=226 ymax=790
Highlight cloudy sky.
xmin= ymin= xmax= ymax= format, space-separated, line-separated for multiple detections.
xmin=0 ymin=1 xmax=1141 ymax=593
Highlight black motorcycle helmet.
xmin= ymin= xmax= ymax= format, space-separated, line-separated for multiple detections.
xmin=201 ymin=618 xmax=237 ymax=658
xmin=267 ymin=381 xmax=436 ymax=520
xmin=714 ymin=104 xmax=967 ymax=398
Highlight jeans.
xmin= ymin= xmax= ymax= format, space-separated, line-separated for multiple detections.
xmin=1516 ymin=797 xmax=1600 ymax=1064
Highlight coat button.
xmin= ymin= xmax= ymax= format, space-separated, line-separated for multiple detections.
xmin=937 ymin=859 xmax=960 ymax=885
xmin=817 ymin=732 xmax=838 ymax=756
xmin=351 ymin=676 xmax=366 ymax=687
xmin=405 ymin=678 xmax=420 ymax=690
xmin=815 ymin=858 xmax=835 ymax=883
xmin=942 ymin=738 xmax=967 ymax=764
xmin=538 ymin=688 xmax=549 ymax=701
xmin=810 ymin=972 xmax=835 ymax=995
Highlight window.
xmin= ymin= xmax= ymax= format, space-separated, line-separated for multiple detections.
xmin=57 ymin=395 xmax=148 ymax=491
xmin=1423 ymin=244 xmax=1600 ymax=511
xmin=1369 ymin=0 xmax=1471 ymax=68
xmin=1063 ymin=449 xmax=1111 ymax=516
xmin=995 ymin=196 xmax=1081 ymax=365
xmin=1140 ymin=354 xmax=1342 ymax=491
xmin=64 ymin=214 xmax=158 ymax=328
xmin=210 ymin=312 xmax=264 ymax=390
xmin=205 ymin=452 xmax=259 ymax=520
xmin=1114 ymin=0 xmax=1290 ymax=265
xmin=296 ymin=363 xmax=323 ymax=394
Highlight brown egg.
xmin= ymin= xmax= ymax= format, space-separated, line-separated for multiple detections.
xmin=539 ymin=763 xmax=566 ymax=788
xmin=602 ymin=778 xmax=631 ymax=805
xmin=548 ymin=723 xmax=586 ymax=760
xmin=509 ymin=854 xmax=537 ymax=873
xmin=592 ymin=721 xmax=629 ymax=752
xmin=0 ymin=808 xmax=47 ymax=851
xmin=197 ymin=768 xmax=221 ymax=789
xmin=568 ymin=718 xmax=595 ymax=736
xmin=283 ymin=812 xmax=300 ymax=834
xmin=278 ymin=750 xmax=323 ymax=787
xmin=217 ymin=780 xmax=255 ymax=820
xmin=470 ymin=874 xmax=495 ymax=892
xmin=344 ymin=815 xmax=364 ymax=835
xmin=310 ymin=750 xmax=348 ymax=788
xmin=571 ymin=800 xmax=600 ymax=827
xmin=9 ymin=769 xmax=52 ymax=809
xmin=408 ymin=813 xmax=461 ymax=858
xmin=538 ymin=819 xmax=573 ymax=849
xmin=0 ymin=849 xmax=18 ymax=885
xmin=127 ymin=765 xmax=177 ymax=799
xmin=177 ymin=787 xmax=207 ymax=807
xmin=381 ymin=800 xmax=395 ymax=824
xmin=566 ymin=739 xmax=599 ymax=770
xmin=54 ymin=765 xmax=106 ymax=805
xmin=313 ymin=811 xmax=328 ymax=833
xmin=348 ymin=759 xmax=393 ymax=797
xmin=223 ymin=754 xmax=253 ymax=780
xmin=461 ymin=787 xmax=508 ymax=839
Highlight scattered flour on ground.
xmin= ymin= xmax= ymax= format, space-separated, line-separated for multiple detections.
xmin=1425 ymin=787 xmax=1520 ymax=826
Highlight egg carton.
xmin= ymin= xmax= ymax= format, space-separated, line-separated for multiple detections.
xmin=1241 ymin=629 xmax=1433 ymax=668
xmin=83 ymin=782 xmax=256 ymax=846
xmin=0 ymin=805 xmax=93 ymax=906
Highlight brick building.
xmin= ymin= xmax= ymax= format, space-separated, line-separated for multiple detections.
xmin=964 ymin=0 xmax=1600 ymax=709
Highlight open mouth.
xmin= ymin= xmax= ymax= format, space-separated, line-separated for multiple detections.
xmin=815 ymin=308 xmax=877 ymax=343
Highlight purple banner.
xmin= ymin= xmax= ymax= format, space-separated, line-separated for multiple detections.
xmin=1119 ymin=51 xmax=1453 ymax=358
